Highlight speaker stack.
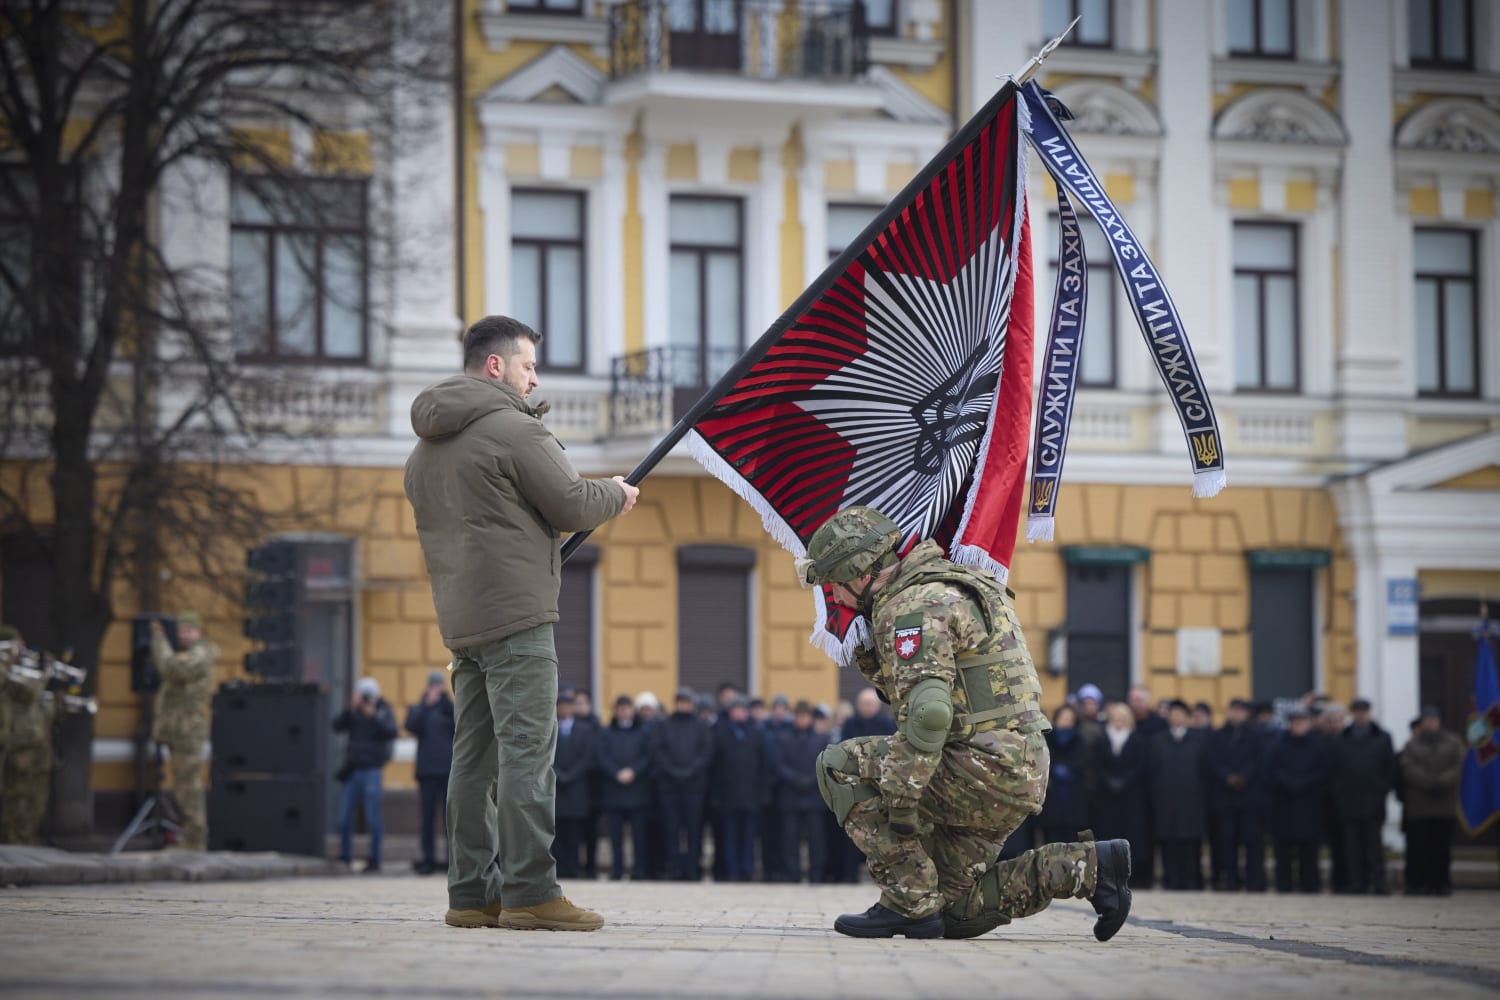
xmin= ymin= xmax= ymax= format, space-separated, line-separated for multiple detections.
xmin=208 ymin=682 xmax=328 ymax=856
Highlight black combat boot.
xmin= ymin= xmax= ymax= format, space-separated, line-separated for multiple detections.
xmin=834 ymin=902 xmax=944 ymax=939
xmin=1089 ymin=839 xmax=1132 ymax=942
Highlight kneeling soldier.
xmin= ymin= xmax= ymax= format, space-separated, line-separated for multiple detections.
xmin=799 ymin=507 xmax=1130 ymax=940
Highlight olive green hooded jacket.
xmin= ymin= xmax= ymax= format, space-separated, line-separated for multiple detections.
xmin=404 ymin=375 xmax=626 ymax=650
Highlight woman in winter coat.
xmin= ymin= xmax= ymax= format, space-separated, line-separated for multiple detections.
xmin=1092 ymin=702 xmax=1152 ymax=888
xmin=1040 ymin=704 xmax=1092 ymax=844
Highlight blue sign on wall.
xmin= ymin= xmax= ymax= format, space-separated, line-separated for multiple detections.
xmin=1387 ymin=579 xmax=1418 ymax=636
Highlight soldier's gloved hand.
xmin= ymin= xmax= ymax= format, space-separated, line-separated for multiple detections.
xmin=888 ymin=804 xmax=919 ymax=838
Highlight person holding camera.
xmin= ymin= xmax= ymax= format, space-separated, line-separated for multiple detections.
xmin=406 ymin=669 xmax=456 ymax=875
xmin=149 ymin=612 xmax=217 ymax=851
xmin=334 ymin=676 xmax=398 ymax=872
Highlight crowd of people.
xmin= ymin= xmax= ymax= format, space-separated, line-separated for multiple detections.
xmin=1003 ymin=684 xmax=1470 ymax=896
xmin=536 ymin=682 xmax=895 ymax=885
xmin=394 ymin=678 xmax=1462 ymax=897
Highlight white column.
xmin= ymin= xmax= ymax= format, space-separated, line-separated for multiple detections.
xmin=799 ymin=148 xmax=827 ymax=289
xmin=476 ymin=146 xmax=511 ymax=320
xmin=595 ymin=133 xmax=628 ymax=377
xmin=640 ymin=139 xmax=669 ymax=349
xmin=751 ymin=143 xmax=784 ymax=333
xmin=964 ymin=1 xmax=1038 ymax=120
xmin=1337 ymin=2 xmax=1407 ymax=457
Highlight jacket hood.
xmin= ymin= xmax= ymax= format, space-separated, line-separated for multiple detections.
xmin=410 ymin=375 xmax=534 ymax=441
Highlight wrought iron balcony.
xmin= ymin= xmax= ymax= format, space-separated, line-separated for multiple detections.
xmin=610 ymin=345 xmax=740 ymax=437
xmin=607 ymin=0 xmax=870 ymax=82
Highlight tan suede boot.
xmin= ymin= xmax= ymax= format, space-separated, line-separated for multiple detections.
xmin=496 ymin=896 xmax=604 ymax=931
xmin=445 ymin=903 xmax=504 ymax=928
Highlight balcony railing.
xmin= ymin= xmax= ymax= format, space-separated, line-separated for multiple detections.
xmin=610 ymin=345 xmax=740 ymax=437
xmin=607 ymin=0 xmax=870 ymax=82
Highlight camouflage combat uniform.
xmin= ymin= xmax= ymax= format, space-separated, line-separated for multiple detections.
xmin=830 ymin=540 xmax=1096 ymax=920
xmin=1 ymin=645 xmax=55 ymax=845
xmin=152 ymin=629 xmax=217 ymax=850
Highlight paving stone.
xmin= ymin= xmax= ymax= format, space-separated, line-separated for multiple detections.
xmin=0 ymin=876 xmax=1497 ymax=998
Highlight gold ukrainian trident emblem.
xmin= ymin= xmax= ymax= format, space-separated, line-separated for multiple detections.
xmin=1192 ymin=432 xmax=1219 ymax=468
xmin=1032 ymin=479 xmax=1055 ymax=512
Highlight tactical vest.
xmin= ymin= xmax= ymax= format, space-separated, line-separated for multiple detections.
xmin=880 ymin=549 xmax=1048 ymax=740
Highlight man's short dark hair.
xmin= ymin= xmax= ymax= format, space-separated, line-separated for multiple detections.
xmin=463 ymin=315 xmax=540 ymax=372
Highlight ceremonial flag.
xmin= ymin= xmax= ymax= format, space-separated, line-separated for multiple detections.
xmin=686 ymin=85 xmax=1034 ymax=660
xmin=1459 ymin=637 xmax=1500 ymax=835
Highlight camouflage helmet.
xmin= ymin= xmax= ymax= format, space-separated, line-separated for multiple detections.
xmin=797 ymin=506 xmax=902 ymax=587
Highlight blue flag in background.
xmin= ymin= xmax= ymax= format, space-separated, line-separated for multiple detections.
xmin=1459 ymin=637 xmax=1500 ymax=834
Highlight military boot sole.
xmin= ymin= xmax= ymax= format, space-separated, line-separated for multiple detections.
xmin=445 ymin=905 xmax=503 ymax=928
xmin=833 ymin=914 xmax=945 ymax=939
xmin=496 ymin=912 xmax=605 ymax=932
xmin=941 ymin=912 xmax=1009 ymax=940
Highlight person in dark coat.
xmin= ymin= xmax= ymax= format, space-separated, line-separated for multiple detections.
xmin=1316 ymin=701 xmax=1349 ymax=890
xmin=1040 ymin=704 xmax=1092 ymax=844
xmin=1400 ymin=705 xmax=1466 ymax=895
xmin=1332 ymin=698 xmax=1395 ymax=894
xmin=596 ymin=695 xmax=652 ymax=880
xmin=571 ymin=689 xmax=603 ymax=877
xmin=551 ymin=689 xmax=595 ymax=877
xmin=1268 ymin=706 xmax=1329 ymax=892
xmin=759 ymin=694 xmax=793 ymax=881
xmin=1129 ymin=685 xmax=1167 ymax=740
xmin=333 ymin=677 xmax=399 ymax=872
xmin=404 ymin=670 xmax=456 ymax=874
xmin=773 ymin=701 xmax=831 ymax=883
xmin=1148 ymin=700 xmax=1207 ymax=890
xmin=1092 ymin=702 xmax=1152 ymax=888
xmin=650 ymin=689 xmax=714 ymax=880
xmin=1206 ymin=698 xmax=1267 ymax=891
xmin=710 ymin=696 xmax=766 ymax=881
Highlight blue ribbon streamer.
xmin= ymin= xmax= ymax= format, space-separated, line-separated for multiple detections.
xmin=1022 ymin=81 xmax=1226 ymax=500
xmin=1026 ymin=187 xmax=1087 ymax=542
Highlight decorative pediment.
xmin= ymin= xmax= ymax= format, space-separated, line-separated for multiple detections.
xmin=481 ymin=46 xmax=606 ymax=106
xmin=1396 ymin=98 xmax=1500 ymax=155
xmin=866 ymin=65 xmax=948 ymax=125
xmin=1214 ymin=89 xmax=1345 ymax=146
xmin=1050 ymin=81 xmax=1162 ymax=137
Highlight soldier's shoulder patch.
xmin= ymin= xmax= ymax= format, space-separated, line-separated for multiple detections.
xmin=894 ymin=611 xmax=924 ymax=661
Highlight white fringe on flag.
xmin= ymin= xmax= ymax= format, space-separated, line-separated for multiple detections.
xmin=1026 ymin=515 xmax=1054 ymax=542
xmin=1192 ymin=469 xmax=1227 ymax=498
xmin=949 ymin=543 xmax=1011 ymax=585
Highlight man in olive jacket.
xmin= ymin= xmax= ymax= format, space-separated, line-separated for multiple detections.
xmin=405 ymin=315 xmax=638 ymax=932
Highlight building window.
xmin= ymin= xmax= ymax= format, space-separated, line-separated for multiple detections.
xmin=1047 ymin=212 xmax=1116 ymax=388
xmin=1064 ymin=562 xmax=1132 ymax=703
xmin=1227 ymin=0 xmax=1294 ymax=58
xmin=677 ymin=546 xmax=755 ymax=697
xmin=1249 ymin=566 xmax=1314 ymax=701
xmin=1408 ymin=0 xmax=1472 ymax=69
xmin=667 ymin=0 xmax=744 ymax=70
xmin=230 ymin=176 xmax=369 ymax=363
xmin=1414 ymin=228 xmax=1479 ymax=397
xmin=0 ymin=168 xmax=35 ymax=356
xmin=1046 ymin=0 xmax=1114 ymax=48
xmin=827 ymin=202 xmax=880 ymax=261
xmin=511 ymin=189 xmax=587 ymax=372
xmin=670 ymin=195 xmax=743 ymax=387
xmin=506 ymin=0 xmax=583 ymax=13
xmin=1232 ymin=222 xmax=1299 ymax=392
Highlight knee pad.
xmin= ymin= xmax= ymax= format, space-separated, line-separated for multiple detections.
xmin=816 ymin=744 xmax=879 ymax=825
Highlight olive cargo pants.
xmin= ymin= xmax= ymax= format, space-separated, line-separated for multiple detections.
xmin=447 ymin=624 xmax=561 ymax=910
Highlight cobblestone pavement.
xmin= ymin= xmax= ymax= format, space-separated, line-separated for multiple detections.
xmin=1 ymin=876 xmax=1497 ymax=999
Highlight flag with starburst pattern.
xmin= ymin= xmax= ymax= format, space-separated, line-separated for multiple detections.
xmin=686 ymin=87 xmax=1034 ymax=661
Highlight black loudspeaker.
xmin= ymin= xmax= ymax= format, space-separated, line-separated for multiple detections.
xmin=211 ymin=682 xmax=327 ymax=776
xmin=130 ymin=615 xmax=178 ymax=694
xmin=208 ymin=775 xmax=325 ymax=856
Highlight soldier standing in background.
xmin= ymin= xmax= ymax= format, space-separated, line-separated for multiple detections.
xmin=150 ymin=613 xmax=217 ymax=850
xmin=1 ymin=626 xmax=56 ymax=845
xmin=800 ymin=508 xmax=1130 ymax=942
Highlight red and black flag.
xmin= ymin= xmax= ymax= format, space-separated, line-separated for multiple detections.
xmin=685 ymin=86 xmax=1036 ymax=659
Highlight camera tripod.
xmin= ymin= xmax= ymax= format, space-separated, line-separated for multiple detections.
xmin=110 ymin=741 xmax=182 ymax=854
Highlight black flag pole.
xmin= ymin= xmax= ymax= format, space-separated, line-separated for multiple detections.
xmin=560 ymin=19 xmax=1079 ymax=564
